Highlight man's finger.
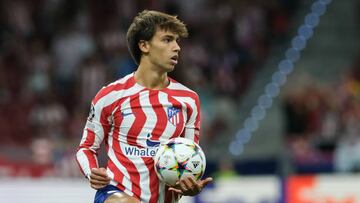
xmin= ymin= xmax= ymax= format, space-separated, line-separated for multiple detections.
xmin=90 ymin=173 xmax=110 ymax=181
xmin=91 ymin=183 xmax=107 ymax=190
xmin=90 ymin=178 xmax=110 ymax=185
xmin=179 ymin=180 xmax=188 ymax=191
xmin=189 ymin=177 xmax=202 ymax=191
xmin=200 ymin=177 xmax=213 ymax=187
xmin=168 ymin=187 xmax=183 ymax=194
xmin=181 ymin=177 xmax=193 ymax=189
xmin=99 ymin=167 xmax=107 ymax=172
xmin=91 ymin=168 xmax=108 ymax=176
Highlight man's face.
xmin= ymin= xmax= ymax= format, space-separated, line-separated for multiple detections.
xmin=145 ymin=28 xmax=181 ymax=72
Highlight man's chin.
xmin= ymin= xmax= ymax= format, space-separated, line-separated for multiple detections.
xmin=164 ymin=65 xmax=175 ymax=72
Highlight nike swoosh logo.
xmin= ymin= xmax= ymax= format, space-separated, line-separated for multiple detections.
xmin=107 ymin=190 xmax=118 ymax=194
xmin=121 ymin=112 xmax=133 ymax=116
xmin=146 ymin=133 xmax=160 ymax=147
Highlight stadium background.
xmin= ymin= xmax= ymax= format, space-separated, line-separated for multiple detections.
xmin=0 ymin=0 xmax=359 ymax=202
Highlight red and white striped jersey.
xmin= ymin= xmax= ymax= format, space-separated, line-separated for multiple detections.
xmin=76 ymin=73 xmax=201 ymax=203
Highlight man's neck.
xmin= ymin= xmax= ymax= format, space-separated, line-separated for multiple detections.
xmin=134 ymin=63 xmax=169 ymax=90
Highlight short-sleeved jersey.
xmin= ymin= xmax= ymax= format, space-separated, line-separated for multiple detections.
xmin=76 ymin=73 xmax=201 ymax=203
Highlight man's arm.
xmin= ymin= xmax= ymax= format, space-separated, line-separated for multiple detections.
xmin=171 ymin=92 xmax=213 ymax=196
xmin=75 ymin=95 xmax=111 ymax=186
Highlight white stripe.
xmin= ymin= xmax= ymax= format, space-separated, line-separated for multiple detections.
xmin=157 ymin=181 xmax=166 ymax=203
xmin=158 ymin=92 xmax=176 ymax=141
xmin=173 ymin=97 xmax=195 ymax=110
xmin=103 ymin=74 xmax=137 ymax=196
xmin=173 ymin=96 xmax=197 ymax=140
xmin=172 ymin=116 xmax=176 ymax=125
xmin=111 ymin=106 xmax=119 ymax=115
xmin=168 ymin=81 xmax=196 ymax=94
xmin=79 ymin=120 xmax=104 ymax=150
xmin=96 ymin=84 xmax=144 ymax=108
xmin=119 ymin=97 xmax=135 ymax=143
xmin=176 ymin=113 xmax=179 ymax=125
xmin=184 ymin=128 xmax=195 ymax=141
xmin=107 ymin=129 xmax=133 ymax=196
xmin=75 ymin=149 xmax=93 ymax=176
xmin=77 ymin=105 xmax=104 ymax=177
xmin=107 ymin=171 xmax=134 ymax=196
xmin=107 ymin=73 xmax=133 ymax=87
xmin=135 ymin=90 xmax=153 ymax=201
xmin=107 ymin=170 xmax=134 ymax=196
xmin=138 ymin=90 xmax=157 ymax=146
xmin=173 ymin=96 xmax=197 ymax=125
xmin=119 ymin=144 xmax=152 ymax=202
xmin=135 ymin=158 xmax=151 ymax=202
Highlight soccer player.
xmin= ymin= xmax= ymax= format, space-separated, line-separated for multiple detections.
xmin=76 ymin=10 xmax=213 ymax=203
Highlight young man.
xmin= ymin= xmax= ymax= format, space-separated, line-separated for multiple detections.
xmin=76 ymin=10 xmax=212 ymax=203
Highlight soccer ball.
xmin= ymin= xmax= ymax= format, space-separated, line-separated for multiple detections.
xmin=153 ymin=137 xmax=206 ymax=186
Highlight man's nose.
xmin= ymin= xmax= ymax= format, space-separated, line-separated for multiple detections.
xmin=173 ymin=41 xmax=181 ymax=52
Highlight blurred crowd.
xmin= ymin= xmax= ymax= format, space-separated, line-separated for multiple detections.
xmin=283 ymin=56 xmax=360 ymax=173
xmin=0 ymin=0 xmax=298 ymax=177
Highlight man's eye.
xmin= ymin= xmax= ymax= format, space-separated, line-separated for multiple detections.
xmin=163 ymin=38 xmax=171 ymax=43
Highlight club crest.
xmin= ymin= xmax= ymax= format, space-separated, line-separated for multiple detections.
xmin=167 ymin=107 xmax=180 ymax=126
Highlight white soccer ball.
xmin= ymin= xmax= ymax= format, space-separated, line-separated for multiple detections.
xmin=153 ymin=137 xmax=206 ymax=186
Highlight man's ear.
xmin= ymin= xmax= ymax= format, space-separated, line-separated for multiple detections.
xmin=138 ymin=40 xmax=149 ymax=54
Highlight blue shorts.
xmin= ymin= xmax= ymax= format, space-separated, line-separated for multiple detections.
xmin=94 ymin=185 xmax=123 ymax=203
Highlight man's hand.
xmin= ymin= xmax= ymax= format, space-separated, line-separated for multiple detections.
xmin=89 ymin=167 xmax=111 ymax=190
xmin=168 ymin=176 xmax=213 ymax=196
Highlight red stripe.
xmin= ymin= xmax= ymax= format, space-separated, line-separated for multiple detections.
xmin=80 ymin=129 xmax=96 ymax=148
xmin=75 ymin=157 xmax=86 ymax=175
xmin=92 ymin=77 xmax=135 ymax=105
xmin=80 ymin=98 xmax=113 ymax=150
xmin=77 ymin=98 xmax=112 ymax=176
xmin=83 ymin=150 xmax=98 ymax=169
xmin=116 ymin=182 xmax=126 ymax=193
xmin=164 ymin=88 xmax=199 ymax=125
xmin=112 ymin=107 xmax=142 ymax=199
xmin=127 ymin=92 xmax=146 ymax=146
xmin=149 ymin=91 xmax=167 ymax=140
xmin=108 ymin=160 xmax=124 ymax=188
xmin=100 ymin=104 xmax=113 ymax=140
xmin=164 ymin=188 xmax=174 ymax=203
xmin=142 ymin=157 xmax=159 ymax=203
xmin=184 ymin=103 xmax=193 ymax=124
xmin=107 ymin=105 xmax=126 ymax=190
xmin=164 ymin=88 xmax=198 ymax=101
xmin=174 ymin=100 xmax=200 ymax=143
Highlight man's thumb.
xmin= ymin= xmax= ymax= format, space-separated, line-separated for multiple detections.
xmin=99 ymin=167 xmax=107 ymax=173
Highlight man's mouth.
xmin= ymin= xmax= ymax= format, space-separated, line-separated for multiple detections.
xmin=170 ymin=55 xmax=178 ymax=64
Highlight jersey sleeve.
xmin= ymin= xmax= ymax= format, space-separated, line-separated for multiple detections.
xmin=75 ymin=92 xmax=111 ymax=177
xmin=182 ymin=93 xmax=201 ymax=144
